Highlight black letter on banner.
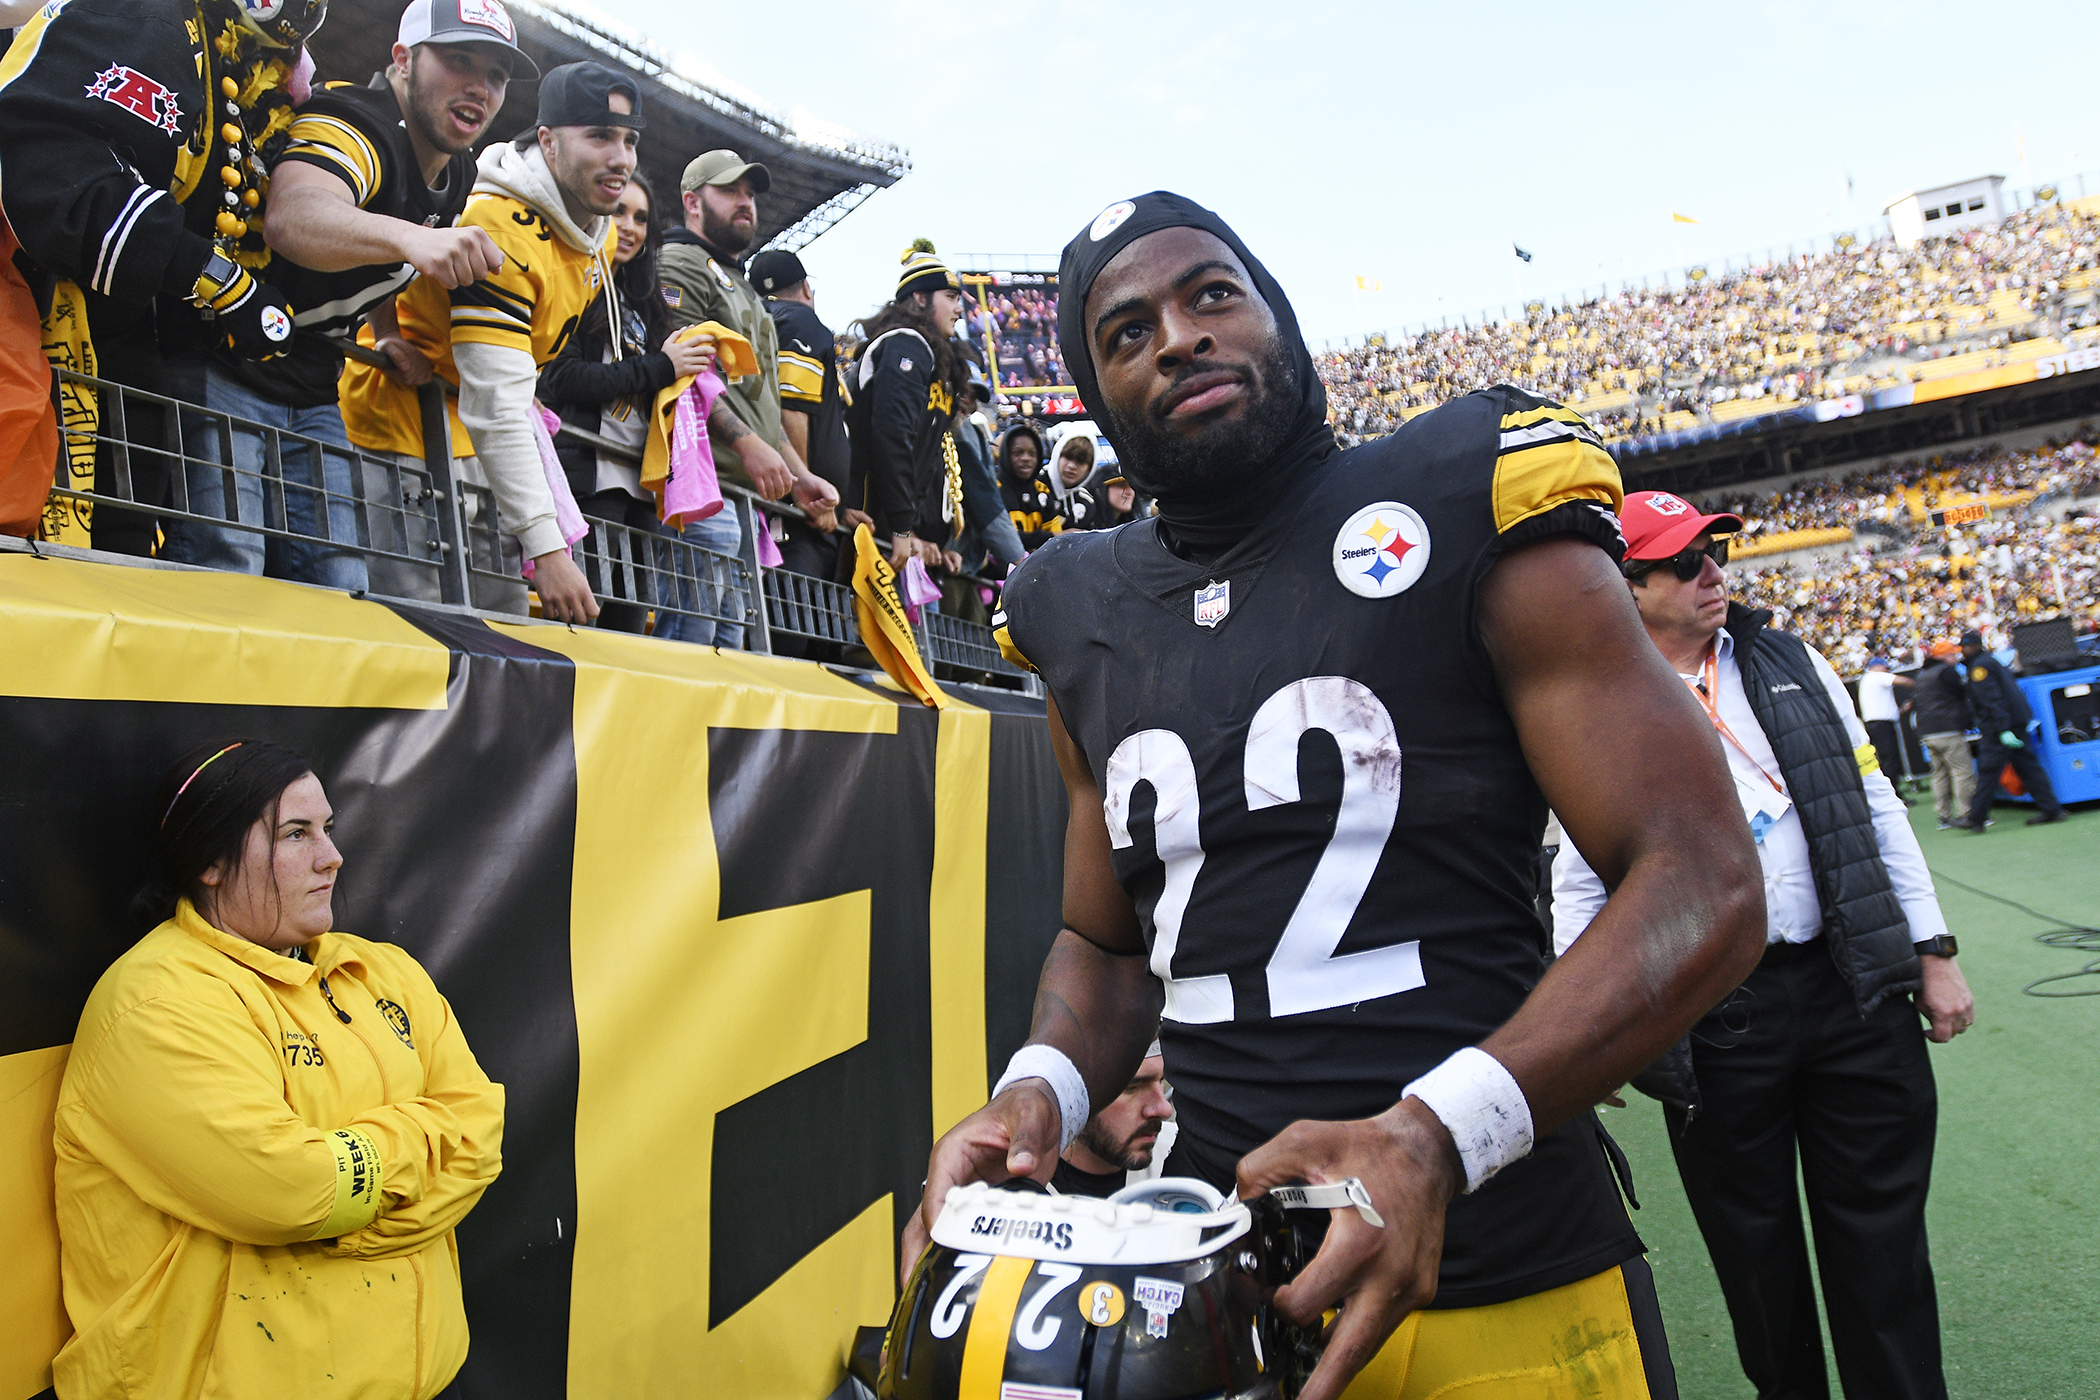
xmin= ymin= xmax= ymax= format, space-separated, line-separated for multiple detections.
xmin=706 ymin=708 xmax=937 ymax=1327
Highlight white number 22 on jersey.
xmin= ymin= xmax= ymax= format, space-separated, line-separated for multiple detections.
xmin=1102 ymin=676 xmax=1424 ymax=1023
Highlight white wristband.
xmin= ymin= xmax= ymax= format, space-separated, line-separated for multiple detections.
xmin=993 ymin=1045 xmax=1090 ymax=1154
xmin=1402 ymin=1046 xmax=1534 ymax=1194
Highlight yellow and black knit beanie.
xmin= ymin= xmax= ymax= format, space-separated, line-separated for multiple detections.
xmin=897 ymin=238 xmax=960 ymax=298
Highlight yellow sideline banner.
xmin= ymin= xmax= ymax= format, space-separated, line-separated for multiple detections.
xmin=0 ymin=555 xmax=1063 ymax=1400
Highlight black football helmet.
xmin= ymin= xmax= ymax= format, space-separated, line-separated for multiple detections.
xmin=874 ymin=1176 xmax=1372 ymax=1400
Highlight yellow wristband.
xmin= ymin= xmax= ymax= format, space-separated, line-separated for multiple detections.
xmin=312 ymin=1126 xmax=383 ymax=1239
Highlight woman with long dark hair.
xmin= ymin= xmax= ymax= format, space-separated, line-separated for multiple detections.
xmin=845 ymin=240 xmax=972 ymax=570
xmin=52 ymin=741 xmax=504 ymax=1400
xmin=539 ymin=170 xmax=717 ymax=632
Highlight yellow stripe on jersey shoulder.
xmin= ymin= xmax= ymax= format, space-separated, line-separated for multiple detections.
xmin=284 ymin=114 xmax=380 ymax=206
xmin=778 ymin=351 xmax=824 ymax=403
xmin=1499 ymin=403 xmax=1593 ymax=433
xmin=1492 ymin=431 xmax=1624 ymax=536
xmin=990 ymin=618 xmax=1034 ymax=672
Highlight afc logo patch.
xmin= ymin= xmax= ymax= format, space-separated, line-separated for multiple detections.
xmin=1332 ymin=501 xmax=1431 ymax=599
xmin=375 ymin=998 xmax=414 ymax=1049
xmin=86 ymin=64 xmax=183 ymax=136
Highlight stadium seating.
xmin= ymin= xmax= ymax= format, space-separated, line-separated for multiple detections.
xmin=1320 ymin=202 xmax=2100 ymax=449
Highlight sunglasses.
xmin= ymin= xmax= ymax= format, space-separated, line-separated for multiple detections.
xmin=1625 ymin=538 xmax=1729 ymax=582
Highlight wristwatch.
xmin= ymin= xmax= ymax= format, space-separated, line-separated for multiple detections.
xmin=1916 ymin=935 xmax=1959 ymax=959
xmin=191 ymin=249 xmax=241 ymax=308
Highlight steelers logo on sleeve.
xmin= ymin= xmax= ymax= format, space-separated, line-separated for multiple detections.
xmin=1332 ymin=501 xmax=1431 ymax=598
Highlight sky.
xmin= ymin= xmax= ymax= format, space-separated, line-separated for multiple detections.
xmin=611 ymin=0 xmax=2100 ymax=349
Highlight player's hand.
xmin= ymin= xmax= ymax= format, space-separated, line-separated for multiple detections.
xmin=791 ymin=470 xmax=839 ymax=517
xmin=1998 ymin=730 xmax=2024 ymax=749
xmin=1917 ymin=955 xmax=1975 ymax=1043
xmin=901 ymin=1080 xmax=1060 ymax=1288
xmin=663 ymin=329 xmax=717 ymax=381
xmin=532 ymin=549 xmax=600 ymax=624
xmin=1236 ymin=1099 xmax=1464 ymax=1400
xmin=739 ymin=434 xmax=795 ymax=501
xmin=403 ymin=224 xmax=504 ymax=288
xmin=373 ymin=334 xmax=433 ymax=387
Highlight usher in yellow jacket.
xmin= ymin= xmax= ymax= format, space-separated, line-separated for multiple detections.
xmin=51 ymin=899 xmax=504 ymax=1400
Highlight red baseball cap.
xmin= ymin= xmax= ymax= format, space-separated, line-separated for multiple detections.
xmin=1620 ymin=490 xmax=1743 ymax=561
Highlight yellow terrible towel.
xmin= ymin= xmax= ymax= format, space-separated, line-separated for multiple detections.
xmin=641 ymin=321 xmax=757 ymax=512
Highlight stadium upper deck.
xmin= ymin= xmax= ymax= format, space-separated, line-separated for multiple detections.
xmin=305 ymin=0 xmax=909 ymax=250
xmin=1319 ymin=195 xmax=2100 ymax=460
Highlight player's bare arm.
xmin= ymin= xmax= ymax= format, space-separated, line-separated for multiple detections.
xmin=1475 ymin=536 xmax=1767 ymax=1124
xmin=263 ymin=162 xmax=503 ymax=287
xmin=901 ymin=695 xmax=1159 ymax=1285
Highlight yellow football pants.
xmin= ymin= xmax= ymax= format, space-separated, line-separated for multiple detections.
xmin=1339 ymin=1262 xmax=1660 ymax=1400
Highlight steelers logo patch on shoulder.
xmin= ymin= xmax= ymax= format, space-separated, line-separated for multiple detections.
xmin=1333 ymin=501 xmax=1431 ymax=599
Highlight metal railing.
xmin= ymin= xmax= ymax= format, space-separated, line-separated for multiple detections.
xmin=33 ymin=364 xmax=1034 ymax=692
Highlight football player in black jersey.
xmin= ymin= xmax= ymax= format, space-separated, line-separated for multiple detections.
xmin=907 ymin=193 xmax=1767 ymax=1400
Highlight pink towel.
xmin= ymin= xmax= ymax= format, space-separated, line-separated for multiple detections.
xmin=521 ymin=406 xmax=590 ymax=581
xmin=664 ymin=373 xmax=726 ymax=528
xmin=901 ymin=555 xmax=941 ymax=625
xmin=754 ymin=511 xmax=783 ymax=568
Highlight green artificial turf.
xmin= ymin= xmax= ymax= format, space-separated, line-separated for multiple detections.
xmin=1600 ymin=802 xmax=2099 ymax=1398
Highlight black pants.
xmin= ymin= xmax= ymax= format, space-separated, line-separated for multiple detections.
xmin=1666 ymin=944 xmax=1943 ymax=1400
xmin=1864 ymin=719 xmax=1908 ymax=791
xmin=1966 ymin=736 xmax=2063 ymax=823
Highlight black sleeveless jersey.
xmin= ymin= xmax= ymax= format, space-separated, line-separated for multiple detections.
xmin=994 ymin=385 xmax=1642 ymax=1307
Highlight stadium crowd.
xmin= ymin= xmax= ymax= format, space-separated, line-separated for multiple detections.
xmin=1715 ymin=437 xmax=2100 ymax=670
xmin=1319 ymin=201 xmax=2100 ymax=446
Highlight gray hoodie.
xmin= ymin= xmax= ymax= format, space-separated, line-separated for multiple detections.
xmin=451 ymin=140 xmax=617 ymax=562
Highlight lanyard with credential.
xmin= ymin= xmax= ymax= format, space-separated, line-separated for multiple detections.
xmin=1686 ymin=649 xmax=1786 ymax=794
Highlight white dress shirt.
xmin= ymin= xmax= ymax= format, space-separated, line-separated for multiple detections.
xmin=1553 ymin=627 xmax=1950 ymax=954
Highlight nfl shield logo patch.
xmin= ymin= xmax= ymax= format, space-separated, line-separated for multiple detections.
xmin=1193 ymin=579 xmax=1229 ymax=628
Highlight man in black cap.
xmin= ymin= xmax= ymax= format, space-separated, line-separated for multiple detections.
xmin=162 ymin=0 xmax=532 ymax=591
xmin=1957 ymin=629 xmax=2067 ymax=827
xmin=909 ymin=192 xmax=1770 ymax=1399
xmin=338 ymin=59 xmax=643 ymax=618
xmin=750 ymin=247 xmax=846 ymax=582
xmin=655 ymin=151 xmax=835 ymax=645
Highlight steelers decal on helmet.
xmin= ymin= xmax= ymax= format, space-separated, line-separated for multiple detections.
xmin=1332 ymin=501 xmax=1431 ymax=599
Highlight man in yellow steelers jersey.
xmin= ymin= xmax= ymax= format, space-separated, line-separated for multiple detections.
xmin=338 ymin=61 xmax=643 ymax=619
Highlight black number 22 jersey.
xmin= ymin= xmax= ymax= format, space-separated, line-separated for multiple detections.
xmin=995 ymin=385 xmax=1642 ymax=1307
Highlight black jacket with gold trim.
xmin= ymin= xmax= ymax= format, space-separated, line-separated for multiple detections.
xmin=0 ymin=0 xmax=293 ymax=306
xmin=846 ymin=326 xmax=956 ymax=543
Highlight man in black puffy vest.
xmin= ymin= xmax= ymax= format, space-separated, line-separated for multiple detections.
xmin=1554 ymin=489 xmax=1975 ymax=1400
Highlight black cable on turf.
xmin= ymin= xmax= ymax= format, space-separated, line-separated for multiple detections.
xmin=1926 ymin=864 xmax=2100 ymax=997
